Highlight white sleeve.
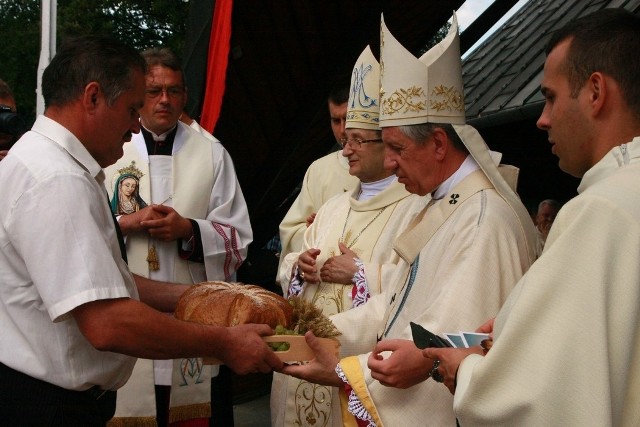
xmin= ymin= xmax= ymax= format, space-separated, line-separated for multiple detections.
xmin=194 ymin=142 xmax=253 ymax=281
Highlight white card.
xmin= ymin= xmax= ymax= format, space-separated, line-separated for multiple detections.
xmin=444 ymin=333 xmax=465 ymax=348
xmin=461 ymin=332 xmax=490 ymax=347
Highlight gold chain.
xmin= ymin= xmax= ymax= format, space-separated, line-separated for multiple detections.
xmin=340 ymin=206 xmax=387 ymax=248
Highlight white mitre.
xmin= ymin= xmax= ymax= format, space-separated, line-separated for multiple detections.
xmin=379 ymin=12 xmax=464 ymax=126
xmin=346 ymin=45 xmax=381 ymax=130
xmin=379 ymin=12 xmax=539 ymax=263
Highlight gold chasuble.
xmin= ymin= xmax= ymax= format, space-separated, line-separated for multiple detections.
xmin=271 ymin=180 xmax=425 ymax=427
xmin=278 ymin=151 xmax=358 ymax=284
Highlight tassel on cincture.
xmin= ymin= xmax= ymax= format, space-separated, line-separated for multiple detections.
xmin=147 ymin=245 xmax=159 ymax=271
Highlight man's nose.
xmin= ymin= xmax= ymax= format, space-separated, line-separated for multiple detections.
xmin=536 ymin=108 xmax=550 ymax=130
xmin=341 ymin=142 xmax=355 ymax=157
xmin=383 ymin=151 xmax=397 ymax=170
xmin=159 ymin=90 xmax=172 ymax=102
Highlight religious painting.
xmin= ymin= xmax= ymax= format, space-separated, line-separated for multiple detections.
xmin=110 ymin=161 xmax=148 ymax=215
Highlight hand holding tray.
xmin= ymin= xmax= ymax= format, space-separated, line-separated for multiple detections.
xmin=203 ymin=335 xmax=340 ymax=365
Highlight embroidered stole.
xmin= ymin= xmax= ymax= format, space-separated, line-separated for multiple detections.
xmin=120 ymin=134 xmax=214 ymax=282
xmin=105 ymin=126 xmax=215 ymax=425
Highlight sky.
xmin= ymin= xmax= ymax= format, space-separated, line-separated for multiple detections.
xmin=456 ymin=0 xmax=530 ymax=55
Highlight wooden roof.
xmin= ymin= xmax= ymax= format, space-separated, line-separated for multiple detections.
xmin=460 ymin=0 xmax=640 ymax=214
xmin=464 ymin=0 xmax=640 ymax=121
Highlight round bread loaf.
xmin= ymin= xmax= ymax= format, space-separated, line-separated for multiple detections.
xmin=175 ymin=281 xmax=293 ymax=328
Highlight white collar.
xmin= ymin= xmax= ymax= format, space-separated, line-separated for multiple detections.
xmin=358 ymin=175 xmax=396 ymax=201
xmin=144 ymin=123 xmax=177 ymax=141
xmin=432 ymin=155 xmax=479 ymax=200
xmin=33 ymin=115 xmax=103 ymax=180
xmin=432 ymin=151 xmax=502 ymax=200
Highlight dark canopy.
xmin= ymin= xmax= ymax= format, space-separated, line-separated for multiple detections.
xmin=182 ymin=0 xmax=527 ymax=248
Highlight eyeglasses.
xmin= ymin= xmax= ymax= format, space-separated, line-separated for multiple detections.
xmin=338 ymin=137 xmax=383 ymax=149
xmin=145 ymin=86 xmax=185 ymax=99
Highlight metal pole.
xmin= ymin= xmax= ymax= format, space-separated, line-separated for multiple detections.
xmin=36 ymin=0 xmax=56 ymax=116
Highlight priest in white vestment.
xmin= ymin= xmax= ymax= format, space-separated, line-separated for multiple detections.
xmin=422 ymin=9 xmax=640 ymax=427
xmin=104 ymin=48 xmax=251 ymax=426
xmin=280 ymin=13 xmax=538 ymax=427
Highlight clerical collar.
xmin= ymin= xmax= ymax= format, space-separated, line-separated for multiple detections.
xmin=358 ymin=175 xmax=396 ymax=201
xmin=432 ymin=155 xmax=479 ymax=200
xmin=141 ymin=124 xmax=178 ymax=156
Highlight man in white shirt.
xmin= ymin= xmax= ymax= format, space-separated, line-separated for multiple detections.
xmin=533 ymin=198 xmax=560 ymax=251
xmin=0 ymin=35 xmax=281 ymax=426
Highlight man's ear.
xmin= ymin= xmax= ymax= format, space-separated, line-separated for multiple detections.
xmin=82 ymin=82 xmax=101 ymax=113
xmin=587 ymin=72 xmax=606 ymax=117
xmin=431 ymin=127 xmax=449 ymax=160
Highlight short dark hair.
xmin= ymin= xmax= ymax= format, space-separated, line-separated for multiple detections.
xmin=398 ymin=123 xmax=468 ymax=153
xmin=141 ymin=47 xmax=184 ymax=83
xmin=42 ymin=35 xmax=146 ymax=108
xmin=328 ymin=73 xmax=350 ymax=105
xmin=546 ymin=8 xmax=640 ymax=118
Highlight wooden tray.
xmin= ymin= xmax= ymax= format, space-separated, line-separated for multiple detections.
xmin=203 ymin=335 xmax=340 ymax=365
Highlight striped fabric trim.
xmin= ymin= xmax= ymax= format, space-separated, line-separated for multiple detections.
xmin=211 ymin=222 xmax=243 ymax=280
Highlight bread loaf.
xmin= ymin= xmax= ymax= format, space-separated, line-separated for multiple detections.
xmin=175 ymin=281 xmax=293 ymax=328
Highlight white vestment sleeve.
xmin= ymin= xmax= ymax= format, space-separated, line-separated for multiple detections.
xmin=278 ymin=166 xmax=316 ymax=274
xmin=277 ymin=152 xmax=358 ymax=284
xmin=277 ymin=192 xmax=346 ymax=293
xmin=454 ymin=189 xmax=640 ymax=426
xmin=195 ymin=142 xmax=252 ymax=281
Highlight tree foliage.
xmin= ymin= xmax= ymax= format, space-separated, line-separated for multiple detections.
xmin=0 ymin=0 xmax=189 ymax=122
xmin=419 ymin=21 xmax=452 ymax=56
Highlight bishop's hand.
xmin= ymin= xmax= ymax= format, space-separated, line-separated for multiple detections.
xmin=278 ymin=331 xmax=342 ymax=387
xmin=320 ymin=242 xmax=359 ymax=284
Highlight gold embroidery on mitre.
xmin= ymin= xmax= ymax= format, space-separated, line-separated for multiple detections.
xmin=430 ymin=85 xmax=465 ymax=113
xmin=381 ymin=86 xmax=427 ymax=116
xmin=347 ymin=111 xmax=379 ymax=124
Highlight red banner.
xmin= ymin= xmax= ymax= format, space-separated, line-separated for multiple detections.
xmin=200 ymin=0 xmax=233 ymax=133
